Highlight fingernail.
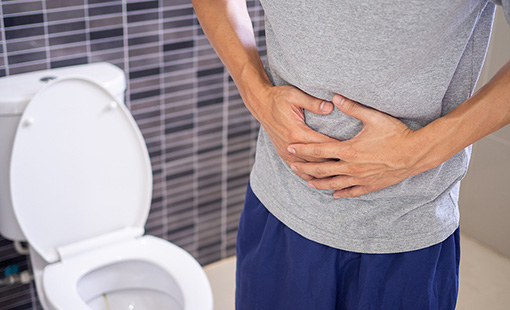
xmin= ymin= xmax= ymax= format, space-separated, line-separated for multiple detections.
xmin=308 ymin=182 xmax=316 ymax=189
xmin=320 ymin=101 xmax=332 ymax=112
xmin=290 ymin=165 xmax=298 ymax=172
xmin=287 ymin=146 xmax=296 ymax=154
xmin=333 ymin=95 xmax=345 ymax=106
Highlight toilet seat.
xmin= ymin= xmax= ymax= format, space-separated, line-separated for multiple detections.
xmin=9 ymin=76 xmax=152 ymax=263
xmin=43 ymin=235 xmax=213 ymax=310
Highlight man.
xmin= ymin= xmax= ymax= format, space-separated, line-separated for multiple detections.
xmin=192 ymin=0 xmax=510 ymax=308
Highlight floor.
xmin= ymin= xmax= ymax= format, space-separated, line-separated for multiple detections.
xmin=204 ymin=233 xmax=510 ymax=310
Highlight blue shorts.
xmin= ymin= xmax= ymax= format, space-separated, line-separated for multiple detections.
xmin=236 ymin=184 xmax=460 ymax=310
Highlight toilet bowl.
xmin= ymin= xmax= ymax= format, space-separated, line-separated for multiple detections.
xmin=43 ymin=235 xmax=211 ymax=310
xmin=0 ymin=63 xmax=213 ymax=310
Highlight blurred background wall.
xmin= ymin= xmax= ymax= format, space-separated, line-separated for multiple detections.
xmin=460 ymin=6 xmax=510 ymax=259
xmin=0 ymin=1 xmax=264 ymax=309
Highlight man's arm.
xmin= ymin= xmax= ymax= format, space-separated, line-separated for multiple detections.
xmin=289 ymin=59 xmax=510 ymax=198
xmin=420 ymin=59 xmax=510 ymax=168
xmin=192 ymin=0 xmax=337 ymax=173
xmin=191 ymin=0 xmax=268 ymax=117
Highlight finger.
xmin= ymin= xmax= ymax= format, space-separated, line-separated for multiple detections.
xmin=286 ymin=127 xmax=339 ymax=163
xmin=283 ymin=143 xmax=332 ymax=163
xmin=291 ymin=160 xmax=343 ymax=179
xmin=293 ymin=161 xmax=380 ymax=177
xmin=288 ymin=142 xmax=348 ymax=160
xmin=266 ymin=130 xmax=328 ymax=164
xmin=333 ymin=94 xmax=380 ymax=124
xmin=333 ymin=186 xmax=371 ymax=198
xmin=295 ymin=170 xmax=314 ymax=182
xmin=292 ymin=89 xmax=334 ymax=115
xmin=279 ymin=152 xmax=321 ymax=180
xmin=301 ymin=174 xmax=314 ymax=182
xmin=308 ymin=175 xmax=358 ymax=191
xmin=291 ymin=154 xmax=331 ymax=164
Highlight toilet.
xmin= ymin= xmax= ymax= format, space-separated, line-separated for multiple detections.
xmin=0 ymin=63 xmax=213 ymax=310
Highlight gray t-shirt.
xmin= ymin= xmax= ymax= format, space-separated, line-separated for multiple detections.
xmin=250 ymin=0 xmax=510 ymax=253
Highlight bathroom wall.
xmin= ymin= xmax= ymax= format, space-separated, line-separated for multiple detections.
xmin=0 ymin=1 xmax=265 ymax=309
xmin=459 ymin=6 xmax=510 ymax=258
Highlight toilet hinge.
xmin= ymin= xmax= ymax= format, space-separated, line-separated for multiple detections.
xmin=56 ymin=227 xmax=144 ymax=261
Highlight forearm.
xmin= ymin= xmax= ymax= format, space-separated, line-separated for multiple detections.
xmin=191 ymin=0 xmax=271 ymax=121
xmin=417 ymin=59 xmax=510 ymax=170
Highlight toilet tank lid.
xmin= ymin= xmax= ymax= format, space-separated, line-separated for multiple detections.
xmin=0 ymin=63 xmax=125 ymax=115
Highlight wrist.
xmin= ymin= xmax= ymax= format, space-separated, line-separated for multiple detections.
xmin=234 ymin=63 xmax=274 ymax=122
xmin=409 ymin=117 xmax=461 ymax=174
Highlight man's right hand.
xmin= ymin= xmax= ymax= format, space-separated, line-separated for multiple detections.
xmin=253 ymin=84 xmax=338 ymax=180
xmin=191 ymin=0 xmax=337 ymax=180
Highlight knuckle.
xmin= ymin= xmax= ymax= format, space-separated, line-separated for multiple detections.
xmin=285 ymin=128 xmax=301 ymax=140
xmin=284 ymin=88 xmax=298 ymax=102
xmin=345 ymin=164 xmax=358 ymax=175
xmin=351 ymin=188 xmax=365 ymax=198
xmin=288 ymin=131 xmax=301 ymax=143
xmin=318 ymin=179 xmax=332 ymax=190
xmin=343 ymin=100 xmax=357 ymax=113
xmin=362 ymin=174 xmax=380 ymax=186
xmin=347 ymin=177 xmax=357 ymax=187
xmin=332 ymin=149 xmax=341 ymax=159
xmin=367 ymin=175 xmax=379 ymax=184
xmin=310 ymin=181 xmax=321 ymax=189
xmin=400 ymin=155 xmax=415 ymax=170
xmin=320 ymin=180 xmax=331 ymax=190
xmin=313 ymin=147 xmax=323 ymax=157
xmin=275 ymin=87 xmax=293 ymax=103
xmin=314 ymin=166 xmax=326 ymax=176
xmin=341 ymin=146 xmax=357 ymax=159
xmin=331 ymin=178 xmax=345 ymax=189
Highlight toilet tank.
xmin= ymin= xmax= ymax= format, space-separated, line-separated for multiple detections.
xmin=0 ymin=63 xmax=126 ymax=241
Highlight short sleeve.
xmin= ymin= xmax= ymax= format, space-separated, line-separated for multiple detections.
xmin=489 ymin=0 xmax=510 ymax=24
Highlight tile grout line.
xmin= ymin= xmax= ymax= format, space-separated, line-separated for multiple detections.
xmin=0 ymin=4 xmax=9 ymax=75
xmin=158 ymin=0 xmax=169 ymax=240
xmin=83 ymin=0 xmax=92 ymax=63
xmin=40 ymin=0 xmax=50 ymax=70
xmin=192 ymin=9 xmax=200 ymax=259
xmin=121 ymin=0 xmax=131 ymax=108
xmin=221 ymin=63 xmax=229 ymax=259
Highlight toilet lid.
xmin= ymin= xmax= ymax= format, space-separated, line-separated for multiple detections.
xmin=10 ymin=77 xmax=152 ymax=263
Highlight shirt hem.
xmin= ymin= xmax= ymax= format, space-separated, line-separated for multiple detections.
xmin=250 ymin=172 xmax=460 ymax=254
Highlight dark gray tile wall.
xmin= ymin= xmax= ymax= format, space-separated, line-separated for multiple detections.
xmin=0 ymin=1 xmax=265 ymax=309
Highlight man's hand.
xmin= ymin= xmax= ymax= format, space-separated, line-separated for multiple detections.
xmin=255 ymin=85 xmax=338 ymax=180
xmin=192 ymin=0 xmax=341 ymax=181
xmin=288 ymin=94 xmax=431 ymax=198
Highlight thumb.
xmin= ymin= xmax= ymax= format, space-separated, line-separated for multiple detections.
xmin=333 ymin=94 xmax=377 ymax=124
xmin=298 ymin=93 xmax=334 ymax=115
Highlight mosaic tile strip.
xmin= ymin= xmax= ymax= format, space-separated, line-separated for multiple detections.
xmin=0 ymin=1 xmax=265 ymax=308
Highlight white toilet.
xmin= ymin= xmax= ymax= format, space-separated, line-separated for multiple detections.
xmin=0 ymin=63 xmax=213 ymax=310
